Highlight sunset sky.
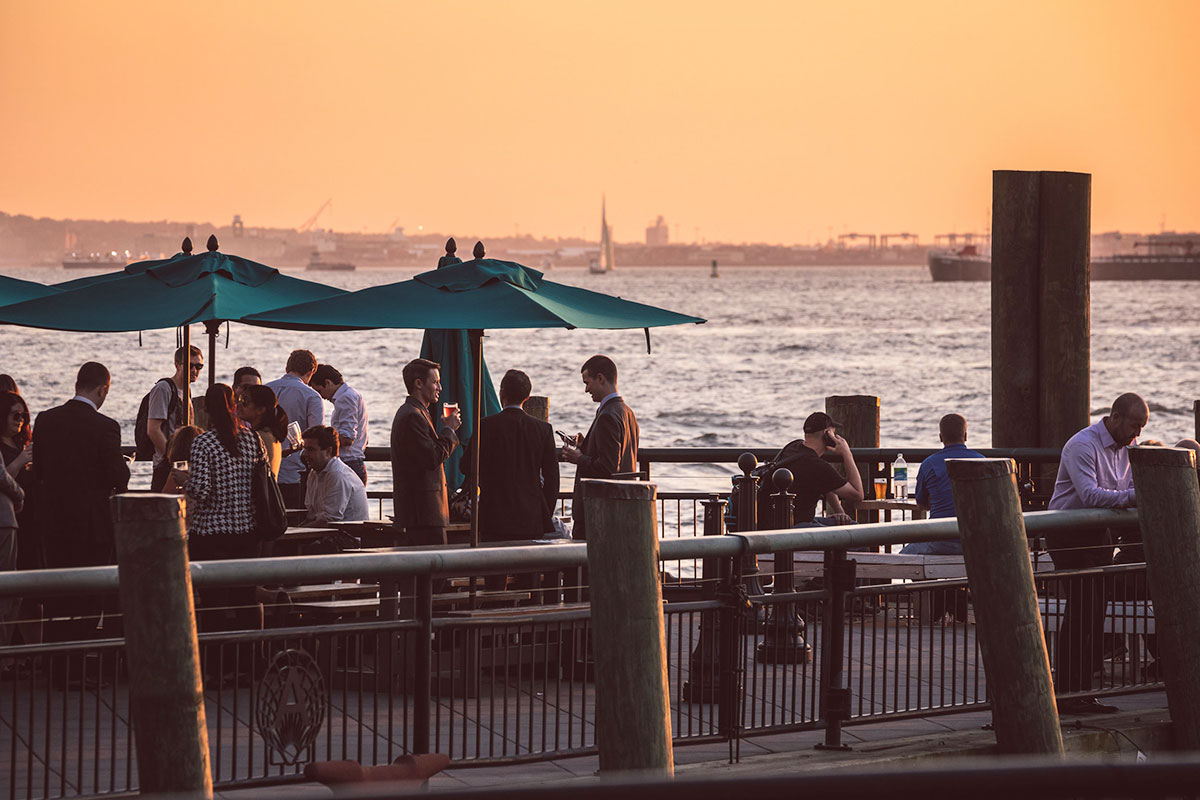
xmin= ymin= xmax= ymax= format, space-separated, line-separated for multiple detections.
xmin=2 ymin=1 xmax=1198 ymax=244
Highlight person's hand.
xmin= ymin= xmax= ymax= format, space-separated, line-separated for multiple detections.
xmin=832 ymin=432 xmax=852 ymax=457
xmin=443 ymin=408 xmax=462 ymax=433
xmin=561 ymin=442 xmax=581 ymax=464
xmin=12 ymin=443 xmax=32 ymax=470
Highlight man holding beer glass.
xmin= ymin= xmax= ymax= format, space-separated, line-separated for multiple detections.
xmin=391 ymin=358 xmax=461 ymax=547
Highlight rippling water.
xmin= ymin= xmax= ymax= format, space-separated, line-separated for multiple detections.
xmin=2 ymin=264 xmax=1198 ymax=493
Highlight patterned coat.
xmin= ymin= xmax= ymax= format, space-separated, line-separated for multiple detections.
xmin=187 ymin=428 xmax=264 ymax=537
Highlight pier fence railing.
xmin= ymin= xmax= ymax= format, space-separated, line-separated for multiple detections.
xmin=0 ymin=506 xmax=1161 ymax=799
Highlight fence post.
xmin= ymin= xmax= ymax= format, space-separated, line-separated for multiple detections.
xmin=111 ymin=493 xmax=211 ymax=799
xmin=683 ymin=497 xmax=726 ymax=703
xmin=817 ymin=548 xmax=854 ymax=751
xmin=756 ymin=469 xmax=810 ymax=664
xmin=413 ymin=574 xmax=434 ymax=754
xmin=1128 ymin=446 xmax=1200 ymax=750
xmin=584 ymin=479 xmax=673 ymax=776
xmin=947 ymin=458 xmax=1064 ymax=755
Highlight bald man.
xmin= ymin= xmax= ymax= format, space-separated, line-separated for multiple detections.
xmin=1048 ymin=392 xmax=1148 ymax=715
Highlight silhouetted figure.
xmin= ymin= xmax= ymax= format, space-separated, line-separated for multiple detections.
xmin=437 ymin=238 xmax=461 ymax=269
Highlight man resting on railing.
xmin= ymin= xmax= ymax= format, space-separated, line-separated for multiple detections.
xmin=1047 ymin=392 xmax=1147 ymax=716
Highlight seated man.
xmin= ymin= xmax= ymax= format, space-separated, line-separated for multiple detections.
xmin=900 ymin=413 xmax=984 ymax=555
xmin=768 ymin=412 xmax=863 ymax=525
xmin=301 ymin=425 xmax=369 ymax=525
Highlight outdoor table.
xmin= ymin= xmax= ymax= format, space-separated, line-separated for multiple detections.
xmin=855 ymin=499 xmax=927 ymax=521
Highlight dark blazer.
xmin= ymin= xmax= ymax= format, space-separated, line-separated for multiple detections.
xmin=463 ymin=407 xmax=559 ymax=541
xmin=32 ymin=399 xmax=130 ymax=566
xmin=390 ymin=397 xmax=458 ymax=529
xmin=571 ymin=396 xmax=639 ymax=539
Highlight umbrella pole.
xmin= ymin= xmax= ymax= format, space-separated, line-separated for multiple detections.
xmin=205 ymin=321 xmax=219 ymax=388
xmin=182 ymin=325 xmax=193 ymax=426
xmin=470 ymin=329 xmax=483 ymax=549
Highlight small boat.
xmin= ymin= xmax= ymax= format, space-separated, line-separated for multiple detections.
xmin=590 ymin=196 xmax=615 ymax=274
xmin=62 ymin=252 xmax=125 ymax=269
xmin=307 ymin=251 xmax=356 ymax=271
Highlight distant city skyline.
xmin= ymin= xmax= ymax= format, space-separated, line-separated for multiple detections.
xmin=2 ymin=1 xmax=1198 ymax=243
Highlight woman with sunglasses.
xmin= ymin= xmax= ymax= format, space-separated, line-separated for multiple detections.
xmin=0 ymin=391 xmax=30 ymax=645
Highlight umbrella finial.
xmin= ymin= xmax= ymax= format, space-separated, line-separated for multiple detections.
xmin=181 ymin=237 xmax=193 ymax=255
xmin=473 ymin=241 xmax=486 ymax=259
xmin=445 ymin=237 xmax=457 ymax=255
xmin=206 ymin=235 xmax=219 ymax=252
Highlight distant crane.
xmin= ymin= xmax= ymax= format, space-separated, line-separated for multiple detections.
xmin=299 ymin=199 xmax=333 ymax=233
xmin=879 ymin=233 xmax=918 ymax=248
xmin=933 ymin=232 xmax=988 ymax=248
xmin=838 ymin=232 xmax=877 ymax=250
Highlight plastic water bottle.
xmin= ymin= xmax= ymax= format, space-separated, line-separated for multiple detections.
xmin=892 ymin=453 xmax=908 ymax=499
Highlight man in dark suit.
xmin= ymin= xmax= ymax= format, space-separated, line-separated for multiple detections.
xmin=561 ymin=354 xmax=639 ymax=540
xmin=464 ymin=369 xmax=559 ymax=541
xmin=33 ymin=361 xmax=130 ymax=645
xmin=390 ymin=358 xmax=461 ymax=546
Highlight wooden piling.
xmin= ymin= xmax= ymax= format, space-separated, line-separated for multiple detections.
xmin=583 ymin=479 xmax=673 ymax=776
xmin=524 ymin=395 xmax=549 ymax=423
xmin=1194 ymin=399 xmax=1198 ymax=440
xmin=826 ymin=395 xmax=879 ymax=507
xmin=947 ymin=458 xmax=1063 ymax=755
xmin=1128 ymin=446 xmax=1200 ymax=750
xmin=1036 ymin=172 xmax=1091 ymax=451
xmin=112 ymin=493 xmax=211 ymax=798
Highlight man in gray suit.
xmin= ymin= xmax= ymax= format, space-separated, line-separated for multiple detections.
xmin=561 ymin=354 xmax=639 ymax=540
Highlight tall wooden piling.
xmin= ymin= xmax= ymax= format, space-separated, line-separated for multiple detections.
xmin=947 ymin=458 xmax=1063 ymax=755
xmin=583 ymin=479 xmax=673 ymax=776
xmin=1128 ymin=446 xmax=1200 ymax=750
xmin=112 ymin=493 xmax=212 ymax=798
xmin=992 ymin=170 xmax=1091 ymax=451
xmin=524 ymin=395 xmax=549 ymax=423
xmin=826 ymin=395 xmax=879 ymax=505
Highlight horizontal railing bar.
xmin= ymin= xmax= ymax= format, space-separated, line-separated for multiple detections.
xmin=0 ymin=508 xmax=1136 ymax=598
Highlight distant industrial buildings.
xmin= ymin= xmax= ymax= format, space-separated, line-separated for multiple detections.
xmin=645 ymin=215 xmax=669 ymax=246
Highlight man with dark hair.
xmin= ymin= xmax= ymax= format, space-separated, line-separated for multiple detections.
xmin=33 ymin=362 xmax=129 ymax=647
xmin=391 ymin=358 xmax=461 ymax=545
xmin=767 ymin=412 xmax=864 ymax=525
xmin=463 ymin=369 xmax=559 ymax=547
xmin=900 ymin=413 xmax=984 ymax=554
xmin=301 ymin=425 xmax=368 ymax=525
xmin=267 ymin=349 xmax=324 ymax=507
xmin=310 ymin=364 xmax=369 ymax=484
xmin=233 ymin=366 xmax=262 ymax=391
xmin=1048 ymin=392 xmax=1148 ymax=715
xmin=145 ymin=344 xmax=202 ymax=491
xmin=561 ymin=354 xmax=638 ymax=539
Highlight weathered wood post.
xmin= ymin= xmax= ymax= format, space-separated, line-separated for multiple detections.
xmin=826 ymin=395 xmax=879 ymax=511
xmin=112 ymin=494 xmax=212 ymax=798
xmin=524 ymin=395 xmax=549 ymax=423
xmin=1128 ymin=446 xmax=1200 ymax=750
xmin=1194 ymin=399 xmax=1199 ymax=440
xmin=992 ymin=170 xmax=1091 ymax=460
xmin=947 ymin=458 xmax=1063 ymax=755
xmin=584 ymin=479 xmax=673 ymax=776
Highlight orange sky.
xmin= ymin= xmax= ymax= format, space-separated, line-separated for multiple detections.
xmin=2 ymin=0 xmax=1198 ymax=243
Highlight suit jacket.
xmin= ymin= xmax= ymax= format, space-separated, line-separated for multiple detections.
xmin=571 ymin=396 xmax=639 ymax=539
xmin=463 ymin=407 xmax=559 ymax=541
xmin=390 ymin=397 xmax=458 ymax=529
xmin=32 ymin=399 xmax=129 ymax=564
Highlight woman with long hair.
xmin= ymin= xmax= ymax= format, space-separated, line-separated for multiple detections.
xmin=237 ymin=384 xmax=288 ymax=478
xmin=0 ymin=391 xmax=30 ymax=645
xmin=162 ymin=424 xmax=203 ymax=495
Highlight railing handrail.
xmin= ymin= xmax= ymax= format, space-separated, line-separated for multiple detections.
xmin=0 ymin=507 xmax=1136 ymax=598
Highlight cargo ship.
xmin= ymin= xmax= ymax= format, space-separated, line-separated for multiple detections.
xmin=62 ymin=252 xmax=126 ymax=269
xmin=306 ymin=251 xmax=355 ymax=271
xmin=929 ymin=234 xmax=1200 ymax=281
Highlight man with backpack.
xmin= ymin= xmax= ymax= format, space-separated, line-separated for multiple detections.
xmin=137 ymin=345 xmax=202 ymax=492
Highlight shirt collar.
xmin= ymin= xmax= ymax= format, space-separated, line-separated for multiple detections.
xmin=503 ymin=404 xmax=524 ymax=412
xmin=71 ymin=395 xmax=97 ymax=410
xmin=1096 ymin=418 xmax=1121 ymax=450
xmin=331 ymin=383 xmax=348 ymax=401
xmin=597 ymin=392 xmax=621 ymax=411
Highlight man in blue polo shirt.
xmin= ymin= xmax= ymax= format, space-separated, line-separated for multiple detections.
xmin=900 ymin=413 xmax=983 ymax=555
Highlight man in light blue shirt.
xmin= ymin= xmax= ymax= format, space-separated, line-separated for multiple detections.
xmin=310 ymin=364 xmax=369 ymax=484
xmin=266 ymin=349 xmax=324 ymax=508
xmin=900 ymin=413 xmax=984 ymax=555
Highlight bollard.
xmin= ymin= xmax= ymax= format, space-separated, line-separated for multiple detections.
xmin=583 ymin=479 xmax=673 ymax=776
xmin=826 ymin=395 xmax=879 ymax=517
xmin=524 ymin=395 xmax=549 ymax=423
xmin=947 ymin=459 xmax=1063 ymax=755
xmin=1129 ymin=446 xmax=1200 ymax=750
xmin=112 ymin=493 xmax=212 ymax=798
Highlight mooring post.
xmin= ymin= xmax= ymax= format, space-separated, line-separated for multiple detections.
xmin=112 ymin=493 xmax=212 ymax=798
xmin=947 ymin=458 xmax=1063 ymax=755
xmin=825 ymin=395 xmax=879 ymax=514
xmin=524 ymin=395 xmax=549 ymax=423
xmin=1128 ymin=446 xmax=1200 ymax=750
xmin=584 ymin=479 xmax=673 ymax=776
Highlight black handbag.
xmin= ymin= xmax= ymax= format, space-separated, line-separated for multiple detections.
xmin=251 ymin=447 xmax=288 ymax=542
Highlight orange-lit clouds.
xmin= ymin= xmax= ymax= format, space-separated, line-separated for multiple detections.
xmin=2 ymin=0 xmax=1198 ymax=243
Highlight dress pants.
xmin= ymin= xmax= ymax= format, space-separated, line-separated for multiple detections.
xmin=1049 ymin=527 xmax=1115 ymax=693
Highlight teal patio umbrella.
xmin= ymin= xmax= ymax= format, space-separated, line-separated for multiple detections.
xmin=0 ymin=236 xmax=346 ymax=395
xmin=0 ymin=274 xmax=59 ymax=305
xmin=245 ymin=256 xmax=705 ymax=545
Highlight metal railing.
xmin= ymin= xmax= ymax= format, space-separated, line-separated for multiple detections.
xmin=0 ymin=506 xmax=1156 ymax=798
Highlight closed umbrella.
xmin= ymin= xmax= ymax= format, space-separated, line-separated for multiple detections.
xmin=246 ymin=255 xmax=705 ymax=546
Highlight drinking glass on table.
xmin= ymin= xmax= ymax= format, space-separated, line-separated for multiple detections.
xmin=873 ymin=478 xmax=887 ymax=500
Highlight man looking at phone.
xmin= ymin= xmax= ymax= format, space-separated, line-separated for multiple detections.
xmin=309 ymin=364 xmax=369 ymax=485
xmin=769 ymin=412 xmax=864 ymax=525
xmin=561 ymin=354 xmax=638 ymax=540
xmin=391 ymin=358 xmax=461 ymax=546
xmin=266 ymin=349 xmax=324 ymax=508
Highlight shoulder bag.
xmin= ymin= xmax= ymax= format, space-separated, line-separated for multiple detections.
xmin=251 ymin=433 xmax=288 ymax=541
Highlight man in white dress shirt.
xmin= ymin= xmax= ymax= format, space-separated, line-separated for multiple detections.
xmin=300 ymin=425 xmax=368 ymax=525
xmin=310 ymin=364 xmax=369 ymax=484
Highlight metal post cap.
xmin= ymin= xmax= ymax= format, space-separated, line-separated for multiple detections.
xmin=773 ymin=468 xmax=794 ymax=490
xmin=181 ymin=236 xmax=193 ymax=254
xmin=206 ymin=235 xmax=219 ymax=252
xmin=738 ymin=452 xmax=758 ymax=476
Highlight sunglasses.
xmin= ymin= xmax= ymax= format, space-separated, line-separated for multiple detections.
xmin=189 ymin=362 xmax=204 ymax=370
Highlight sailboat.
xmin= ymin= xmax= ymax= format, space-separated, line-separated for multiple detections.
xmin=589 ymin=196 xmax=615 ymax=274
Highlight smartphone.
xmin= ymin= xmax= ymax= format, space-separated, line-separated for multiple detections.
xmin=556 ymin=430 xmax=576 ymax=446
xmin=822 ymin=431 xmax=838 ymax=448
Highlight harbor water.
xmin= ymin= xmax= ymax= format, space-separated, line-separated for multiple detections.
xmin=0 ymin=264 xmax=1197 ymax=494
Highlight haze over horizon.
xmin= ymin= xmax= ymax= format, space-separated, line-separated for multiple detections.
xmin=3 ymin=1 xmax=1198 ymax=244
